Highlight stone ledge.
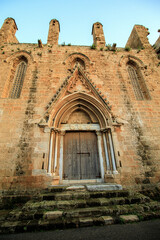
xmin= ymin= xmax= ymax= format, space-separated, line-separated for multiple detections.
xmin=44 ymin=211 xmax=63 ymax=220
xmin=66 ymin=185 xmax=85 ymax=191
xmin=86 ymin=184 xmax=123 ymax=191
xmin=102 ymin=216 xmax=114 ymax=225
xmin=119 ymin=215 xmax=139 ymax=223
xmin=79 ymin=217 xmax=93 ymax=227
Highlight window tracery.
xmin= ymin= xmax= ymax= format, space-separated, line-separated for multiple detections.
xmin=9 ymin=60 xmax=27 ymax=98
xmin=127 ymin=60 xmax=151 ymax=100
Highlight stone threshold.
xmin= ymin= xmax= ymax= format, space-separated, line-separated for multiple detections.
xmin=49 ymin=183 xmax=123 ymax=191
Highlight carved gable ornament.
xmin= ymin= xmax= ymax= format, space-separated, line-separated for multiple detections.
xmin=39 ymin=64 xmax=114 ymax=127
xmin=67 ymin=69 xmax=90 ymax=94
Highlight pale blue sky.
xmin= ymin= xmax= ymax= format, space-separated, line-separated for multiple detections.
xmin=0 ymin=0 xmax=160 ymax=47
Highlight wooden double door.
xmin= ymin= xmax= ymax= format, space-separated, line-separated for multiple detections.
xmin=63 ymin=131 xmax=101 ymax=180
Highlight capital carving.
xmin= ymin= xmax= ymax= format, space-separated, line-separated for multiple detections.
xmin=59 ymin=130 xmax=66 ymax=136
xmin=51 ymin=127 xmax=61 ymax=133
xmin=101 ymin=127 xmax=111 ymax=133
xmin=44 ymin=126 xmax=51 ymax=133
xmin=96 ymin=130 xmax=102 ymax=137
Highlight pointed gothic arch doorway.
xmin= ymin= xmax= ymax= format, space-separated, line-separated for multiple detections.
xmin=42 ymin=66 xmax=119 ymax=184
xmin=58 ymin=104 xmax=105 ymax=183
xmin=46 ymin=92 xmax=118 ymax=184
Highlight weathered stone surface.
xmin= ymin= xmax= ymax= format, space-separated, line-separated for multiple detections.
xmin=38 ymin=39 xmax=43 ymax=48
xmin=44 ymin=211 xmax=63 ymax=220
xmin=66 ymin=185 xmax=85 ymax=191
xmin=119 ymin=214 xmax=139 ymax=223
xmin=23 ymin=201 xmax=57 ymax=210
xmin=92 ymin=22 xmax=106 ymax=48
xmin=86 ymin=184 xmax=123 ymax=191
xmin=32 ymin=169 xmax=47 ymax=175
xmin=0 ymin=188 xmax=160 ymax=234
xmin=79 ymin=217 xmax=93 ymax=227
xmin=0 ymin=18 xmax=18 ymax=44
xmin=0 ymin=17 xmax=160 ymax=192
xmin=102 ymin=216 xmax=114 ymax=225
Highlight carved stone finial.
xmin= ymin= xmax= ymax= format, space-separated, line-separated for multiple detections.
xmin=111 ymin=43 xmax=117 ymax=51
xmin=92 ymin=22 xmax=106 ymax=48
xmin=47 ymin=19 xmax=60 ymax=45
xmin=38 ymin=39 xmax=43 ymax=48
xmin=0 ymin=18 xmax=19 ymax=44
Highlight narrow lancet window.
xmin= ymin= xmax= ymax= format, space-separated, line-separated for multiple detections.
xmin=127 ymin=60 xmax=151 ymax=100
xmin=10 ymin=60 xmax=27 ymax=98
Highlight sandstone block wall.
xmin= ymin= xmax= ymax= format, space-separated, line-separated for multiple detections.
xmin=0 ymin=18 xmax=160 ymax=192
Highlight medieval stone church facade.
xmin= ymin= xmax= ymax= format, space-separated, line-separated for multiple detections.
xmin=0 ymin=18 xmax=160 ymax=192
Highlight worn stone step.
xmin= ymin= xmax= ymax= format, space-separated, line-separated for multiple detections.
xmin=1 ymin=188 xmax=160 ymax=235
xmin=89 ymin=190 xmax=130 ymax=199
xmin=87 ymin=195 xmax=150 ymax=207
xmin=0 ymin=195 xmax=32 ymax=210
xmin=43 ymin=185 xmax=86 ymax=194
xmin=6 ymin=209 xmax=44 ymax=221
xmin=23 ymin=200 xmax=57 ymax=211
xmin=0 ymin=219 xmax=40 ymax=234
xmin=42 ymin=192 xmax=90 ymax=201
xmin=23 ymin=199 xmax=87 ymax=211
xmin=22 ymin=193 xmax=151 ymax=212
xmin=1 ymin=210 xmax=160 ymax=234
xmin=85 ymin=184 xmax=122 ymax=191
xmin=119 ymin=214 xmax=139 ymax=223
xmin=56 ymin=199 xmax=87 ymax=210
xmin=64 ymin=202 xmax=160 ymax=219
xmin=48 ymin=186 xmax=67 ymax=193
xmin=65 ymin=206 xmax=124 ymax=218
xmin=45 ymin=190 xmax=130 ymax=201
xmin=138 ymin=210 xmax=160 ymax=220
xmin=6 ymin=200 xmax=159 ymax=225
xmin=46 ymin=184 xmax=124 ymax=194
xmin=54 ymin=192 xmax=90 ymax=201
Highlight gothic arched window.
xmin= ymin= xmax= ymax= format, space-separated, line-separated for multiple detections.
xmin=127 ymin=60 xmax=151 ymax=100
xmin=9 ymin=59 xmax=27 ymax=98
xmin=71 ymin=57 xmax=85 ymax=70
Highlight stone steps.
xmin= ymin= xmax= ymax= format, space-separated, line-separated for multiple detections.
xmin=42 ymin=189 xmax=130 ymax=201
xmin=64 ymin=202 xmax=160 ymax=218
xmin=23 ymin=195 xmax=150 ymax=211
xmin=1 ymin=210 xmax=160 ymax=234
xmin=42 ymin=191 xmax=130 ymax=201
xmin=0 ymin=187 xmax=160 ymax=234
xmin=6 ymin=201 xmax=159 ymax=221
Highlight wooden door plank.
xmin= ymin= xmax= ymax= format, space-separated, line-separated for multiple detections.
xmin=80 ymin=132 xmax=89 ymax=179
xmin=80 ymin=132 xmax=100 ymax=179
xmin=72 ymin=132 xmax=80 ymax=179
xmin=63 ymin=132 xmax=80 ymax=180
xmin=90 ymin=132 xmax=101 ymax=178
xmin=63 ymin=131 xmax=101 ymax=180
